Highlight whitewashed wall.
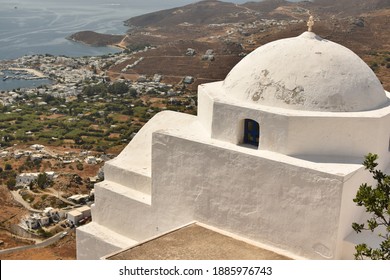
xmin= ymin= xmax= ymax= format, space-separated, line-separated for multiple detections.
xmin=151 ymin=132 xmax=348 ymax=259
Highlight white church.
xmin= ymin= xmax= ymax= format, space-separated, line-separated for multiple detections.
xmin=77 ymin=30 xmax=390 ymax=260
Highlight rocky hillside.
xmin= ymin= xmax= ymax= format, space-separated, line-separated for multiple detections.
xmin=311 ymin=0 xmax=390 ymax=15
xmin=124 ymin=0 xmax=390 ymax=28
xmin=124 ymin=0 xmax=259 ymax=27
xmin=67 ymin=31 xmax=123 ymax=47
xmin=69 ymin=0 xmax=390 ymax=90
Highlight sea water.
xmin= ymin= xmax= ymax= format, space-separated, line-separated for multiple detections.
xmin=0 ymin=0 xmax=155 ymax=90
xmin=0 ymin=0 xmax=199 ymax=90
xmin=0 ymin=70 xmax=52 ymax=91
xmin=0 ymin=0 xmax=150 ymax=60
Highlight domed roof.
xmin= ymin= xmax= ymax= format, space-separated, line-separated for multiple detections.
xmin=223 ymin=32 xmax=388 ymax=112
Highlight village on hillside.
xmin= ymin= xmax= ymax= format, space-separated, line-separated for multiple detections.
xmin=0 ymin=44 xmax=202 ymax=257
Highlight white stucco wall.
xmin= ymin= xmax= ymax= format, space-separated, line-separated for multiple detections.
xmin=83 ymin=112 xmax=205 ymax=243
xmin=77 ymin=110 xmax=367 ymax=259
xmin=77 ymin=103 xmax=388 ymax=259
xmin=286 ymin=116 xmax=384 ymax=158
xmin=211 ymin=101 xmax=290 ymax=151
xmin=199 ymin=84 xmax=390 ymax=160
xmin=151 ymin=132 xmax=349 ymax=259
xmin=336 ymin=166 xmax=368 ymax=259
xmin=197 ymin=83 xmax=214 ymax=137
xmin=378 ymin=108 xmax=390 ymax=169
xmin=92 ymin=181 xmax=155 ymax=240
xmin=104 ymin=165 xmax=151 ymax=195
xmin=338 ymin=157 xmax=390 ymax=259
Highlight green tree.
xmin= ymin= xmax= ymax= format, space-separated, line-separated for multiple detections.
xmin=74 ymin=136 xmax=84 ymax=145
xmin=36 ymin=173 xmax=51 ymax=189
xmin=352 ymin=153 xmax=390 ymax=260
xmin=108 ymin=82 xmax=129 ymax=95
xmin=129 ymin=87 xmax=138 ymax=98
xmin=6 ymin=178 xmax=16 ymax=189
xmin=37 ymin=228 xmax=53 ymax=238
xmin=42 ymin=94 xmax=56 ymax=104
xmin=4 ymin=163 xmax=12 ymax=171
xmin=82 ymin=83 xmax=108 ymax=97
xmin=76 ymin=162 xmax=84 ymax=171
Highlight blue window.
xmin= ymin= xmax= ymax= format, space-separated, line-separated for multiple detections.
xmin=244 ymin=119 xmax=260 ymax=147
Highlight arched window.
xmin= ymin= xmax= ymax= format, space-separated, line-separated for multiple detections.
xmin=244 ymin=119 xmax=260 ymax=147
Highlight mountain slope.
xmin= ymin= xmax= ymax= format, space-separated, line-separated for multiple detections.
xmin=69 ymin=0 xmax=390 ymax=91
xmin=124 ymin=0 xmax=390 ymax=28
xmin=313 ymin=0 xmax=390 ymax=14
xmin=124 ymin=0 xmax=259 ymax=27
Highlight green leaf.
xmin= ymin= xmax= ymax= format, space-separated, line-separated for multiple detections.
xmin=352 ymin=154 xmax=390 ymax=260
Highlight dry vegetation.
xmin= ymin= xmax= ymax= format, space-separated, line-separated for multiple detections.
xmin=71 ymin=0 xmax=390 ymax=90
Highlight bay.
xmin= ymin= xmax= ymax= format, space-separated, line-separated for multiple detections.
xmin=0 ymin=0 xmax=201 ymax=90
xmin=0 ymin=0 xmax=247 ymax=60
xmin=0 ymin=0 xmax=156 ymax=60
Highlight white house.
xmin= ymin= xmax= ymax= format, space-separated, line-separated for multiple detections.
xmin=68 ymin=194 xmax=89 ymax=204
xmin=30 ymin=154 xmax=44 ymax=161
xmin=77 ymin=206 xmax=92 ymax=219
xmin=30 ymin=144 xmax=44 ymax=150
xmin=13 ymin=151 xmax=24 ymax=159
xmin=43 ymin=207 xmax=54 ymax=216
xmin=16 ymin=171 xmax=56 ymax=187
xmin=25 ymin=217 xmax=39 ymax=229
xmin=25 ymin=213 xmax=50 ymax=229
xmin=85 ymin=156 xmax=97 ymax=165
xmin=43 ymin=207 xmax=65 ymax=220
xmin=16 ymin=173 xmax=39 ymax=187
xmin=77 ymin=31 xmax=390 ymax=260
xmin=67 ymin=206 xmax=91 ymax=226
xmin=38 ymin=216 xmax=50 ymax=227
xmin=0 ymin=151 xmax=10 ymax=158
xmin=67 ymin=210 xmax=83 ymax=226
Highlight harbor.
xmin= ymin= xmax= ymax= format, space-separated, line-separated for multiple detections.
xmin=0 ymin=68 xmax=52 ymax=91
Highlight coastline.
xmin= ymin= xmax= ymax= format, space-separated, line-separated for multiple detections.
xmin=108 ymin=44 xmax=126 ymax=52
xmin=109 ymin=44 xmax=127 ymax=51
xmin=9 ymin=67 xmax=47 ymax=78
xmin=66 ymin=33 xmax=126 ymax=53
xmin=111 ymin=34 xmax=130 ymax=50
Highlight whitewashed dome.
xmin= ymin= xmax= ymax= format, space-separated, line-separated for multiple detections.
xmin=223 ymin=32 xmax=388 ymax=112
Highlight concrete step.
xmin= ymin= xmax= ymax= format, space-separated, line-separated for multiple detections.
xmin=76 ymin=222 xmax=138 ymax=260
xmin=96 ymin=180 xmax=151 ymax=205
xmin=104 ymin=163 xmax=151 ymax=195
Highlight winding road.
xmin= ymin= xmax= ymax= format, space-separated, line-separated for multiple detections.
xmin=0 ymin=228 xmax=74 ymax=255
xmin=4 ymin=189 xmax=79 ymax=256
xmin=10 ymin=191 xmax=42 ymax=213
